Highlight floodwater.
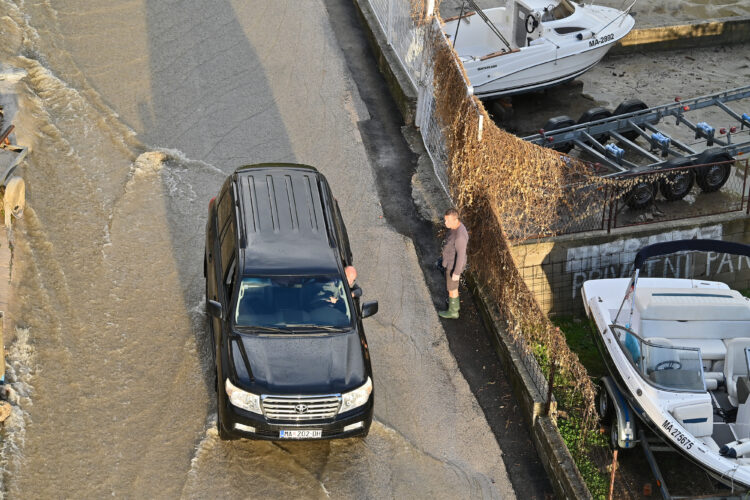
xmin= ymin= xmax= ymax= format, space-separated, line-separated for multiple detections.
xmin=0 ymin=0 xmax=514 ymax=498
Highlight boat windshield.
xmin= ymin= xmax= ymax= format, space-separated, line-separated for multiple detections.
xmin=610 ymin=325 xmax=706 ymax=393
xmin=234 ymin=275 xmax=352 ymax=330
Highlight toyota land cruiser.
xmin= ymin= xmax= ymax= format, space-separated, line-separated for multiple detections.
xmin=204 ymin=163 xmax=377 ymax=440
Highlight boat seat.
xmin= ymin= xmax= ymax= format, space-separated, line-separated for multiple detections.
xmin=640 ymin=320 xmax=750 ymax=340
xmin=673 ymin=401 xmax=713 ymax=438
xmin=636 ymin=288 xmax=750 ymax=322
xmin=670 ymin=339 xmax=726 ymax=360
xmin=723 ymin=338 xmax=750 ymax=406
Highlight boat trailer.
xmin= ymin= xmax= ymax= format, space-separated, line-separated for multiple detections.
xmin=523 ymin=86 xmax=750 ymax=208
xmin=599 ymin=376 xmax=749 ymax=499
xmin=524 ymin=85 xmax=750 ymax=174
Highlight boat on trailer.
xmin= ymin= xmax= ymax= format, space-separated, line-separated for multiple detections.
xmin=443 ymin=0 xmax=635 ymax=98
xmin=583 ymin=239 xmax=750 ymax=491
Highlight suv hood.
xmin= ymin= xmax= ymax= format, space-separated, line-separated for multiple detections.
xmin=232 ymin=332 xmax=367 ymax=395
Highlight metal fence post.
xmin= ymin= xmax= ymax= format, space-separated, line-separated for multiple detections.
xmin=606 ymin=188 xmax=615 ymax=234
xmin=545 ymin=358 xmax=556 ymax=416
xmin=387 ymin=0 xmax=393 ymax=46
xmin=425 ymin=0 xmax=435 ymax=17
xmin=600 ymin=184 xmax=609 ymax=232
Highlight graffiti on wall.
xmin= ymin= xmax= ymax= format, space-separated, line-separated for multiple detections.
xmin=566 ymin=225 xmax=724 ymax=299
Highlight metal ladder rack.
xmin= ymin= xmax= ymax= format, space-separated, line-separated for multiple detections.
xmin=523 ymin=85 xmax=750 ymax=176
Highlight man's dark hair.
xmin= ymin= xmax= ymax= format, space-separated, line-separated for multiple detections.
xmin=444 ymin=208 xmax=459 ymax=218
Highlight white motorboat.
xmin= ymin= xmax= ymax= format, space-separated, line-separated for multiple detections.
xmin=443 ymin=0 xmax=635 ymax=98
xmin=583 ymin=239 xmax=750 ymax=490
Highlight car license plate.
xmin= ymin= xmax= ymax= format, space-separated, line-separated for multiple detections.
xmin=279 ymin=429 xmax=322 ymax=439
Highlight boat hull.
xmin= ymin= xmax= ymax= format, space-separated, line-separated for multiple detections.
xmin=586 ymin=300 xmax=750 ymax=491
xmin=468 ymin=44 xmax=611 ymax=97
xmin=444 ymin=2 xmax=635 ymax=97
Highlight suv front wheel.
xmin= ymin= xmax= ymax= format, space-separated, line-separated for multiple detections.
xmin=216 ymin=376 xmax=236 ymax=441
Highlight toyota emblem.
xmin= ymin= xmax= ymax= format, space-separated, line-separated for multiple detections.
xmin=295 ymin=404 xmax=308 ymax=414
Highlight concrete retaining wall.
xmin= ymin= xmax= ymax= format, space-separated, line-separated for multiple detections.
xmin=469 ymin=276 xmax=591 ymax=499
xmin=512 ymin=213 xmax=750 ymax=317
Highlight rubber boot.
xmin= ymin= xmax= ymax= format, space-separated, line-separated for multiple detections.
xmin=438 ymin=297 xmax=460 ymax=319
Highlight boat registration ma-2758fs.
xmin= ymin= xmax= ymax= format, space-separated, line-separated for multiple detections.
xmin=443 ymin=0 xmax=635 ymax=97
xmin=583 ymin=239 xmax=750 ymax=491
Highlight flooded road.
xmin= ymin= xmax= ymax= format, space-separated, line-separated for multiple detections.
xmin=0 ymin=0 xmax=515 ymax=498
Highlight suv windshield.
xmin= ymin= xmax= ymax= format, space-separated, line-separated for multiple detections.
xmin=234 ymin=275 xmax=352 ymax=330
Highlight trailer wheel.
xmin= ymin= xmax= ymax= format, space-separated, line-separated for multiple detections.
xmin=542 ymin=115 xmax=575 ymax=153
xmin=625 ymin=180 xmax=658 ymax=209
xmin=696 ymin=149 xmax=734 ymax=193
xmin=613 ymin=99 xmax=649 ymax=141
xmin=659 ymin=157 xmax=695 ymax=201
xmin=597 ymin=383 xmax=612 ymax=421
xmin=609 ymin=411 xmax=621 ymax=450
xmin=578 ymin=107 xmax=612 ymax=143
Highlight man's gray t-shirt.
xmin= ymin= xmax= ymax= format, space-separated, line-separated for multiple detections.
xmin=442 ymin=222 xmax=469 ymax=275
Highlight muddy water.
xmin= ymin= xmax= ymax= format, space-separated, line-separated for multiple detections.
xmin=0 ymin=0 xmax=514 ymax=498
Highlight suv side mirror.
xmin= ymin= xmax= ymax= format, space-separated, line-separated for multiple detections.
xmin=207 ymin=300 xmax=225 ymax=320
xmin=361 ymin=300 xmax=378 ymax=318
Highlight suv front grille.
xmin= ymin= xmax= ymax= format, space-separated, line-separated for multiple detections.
xmin=262 ymin=395 xmax=341 ymax=421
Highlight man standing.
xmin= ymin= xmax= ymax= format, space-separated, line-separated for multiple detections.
xmin=439 ymin=208 xmax=468 ymax=319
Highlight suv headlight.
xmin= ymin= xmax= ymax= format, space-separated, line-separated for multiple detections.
xmin=341 ymin=377 xmax=372 ymax=412
xmin=225 ymin=379 xmax=262 ymax=414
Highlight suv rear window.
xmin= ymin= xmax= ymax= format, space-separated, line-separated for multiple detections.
xmin=235 ymin=276 xmax=352 ymax=329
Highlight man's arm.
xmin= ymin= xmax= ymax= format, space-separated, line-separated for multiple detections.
xmin=351 ymin=283 xmax=363 ymax=298
xmin=452 ymin=228 xmax=469 ymax=279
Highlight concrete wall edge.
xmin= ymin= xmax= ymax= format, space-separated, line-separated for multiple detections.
xmin=467 ymin=275 xmax=592 ymax=499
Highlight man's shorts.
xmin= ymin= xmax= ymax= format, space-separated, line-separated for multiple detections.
xmin=445 ymin=269 xmax=459 ymax=292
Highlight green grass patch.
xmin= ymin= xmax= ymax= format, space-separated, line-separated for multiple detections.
xmin=552 ymin=315 xmax=607 ymax=379
xmin=558 ymin=417 xmax=609 ymax=499
xmin=741 ymin=289 xmax=750 ymax=298
xmin=549 ymin=315 xmax=612 ymax=498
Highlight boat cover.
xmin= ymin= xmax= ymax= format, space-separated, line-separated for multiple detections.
xmin=633 ymin=239 xmax=750 ymax=270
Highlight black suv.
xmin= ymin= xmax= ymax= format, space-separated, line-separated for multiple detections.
xmin=204 ymin=163 xmax=377 ymax=440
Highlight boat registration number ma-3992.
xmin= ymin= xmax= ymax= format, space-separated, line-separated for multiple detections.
xmin=662 ymin=419 xmax=694 ymax=450
xmin=589 ymin=33 xmax=614 ymax=47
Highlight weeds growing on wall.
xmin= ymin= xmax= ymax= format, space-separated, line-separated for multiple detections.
xmin=430 ymin=22 xmax=605 ymax=445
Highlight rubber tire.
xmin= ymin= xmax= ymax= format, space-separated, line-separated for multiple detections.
xmin=609 ymin=410 xmax=621 ymax=450
xmin=613 ymin=99 xmax=649 ymax=141
xmin=578 ymin=107 xmax=612 ymax=143
xmin=696 ymin=149 xmax=733 ymax=193
xmin=542 ymin=115 xmax=575 ymax=153
xmin=217 ymin=383 xmax=237 ymax=441
xmin=597 ymin=383 xmax=613 ymax=422
xmin=659 ymin=157 xmax=695 ymax=201
xmin=625 ymin=180 xmax=658 ymax=210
